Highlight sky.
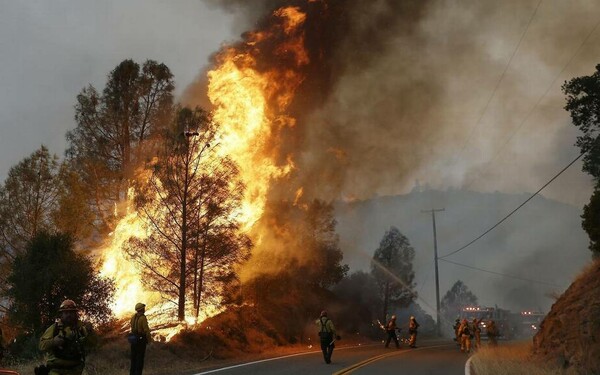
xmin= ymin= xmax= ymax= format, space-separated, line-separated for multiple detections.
xmin=0 ymin=0 xmax=236 ymax=182
xmin=1 ymin=1 xmax=598 ymax=208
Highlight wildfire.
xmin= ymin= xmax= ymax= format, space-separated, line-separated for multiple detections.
xmin=97 ymin=4 xmax=311 ymax=338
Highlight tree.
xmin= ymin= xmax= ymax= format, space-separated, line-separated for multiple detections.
xmin=332 ymin=271 xmax=380 ymax=335
xmin=302 ymin=200 xmax=349 ymax=289
xmin=440 ymin=280 xmax=478 ymax=328
xmin=52 ymin=168 xmax=95 ymax=242
xmin=125 ymin=107 xmax=251 ymax=321
xmin=582 ymin=190 xmax=600 ymax=257
xmin=0 ymin=146 xmax=61 ymax=263
xmin=371 ymin=226 xmax=416 ymax=323
xmin=241 ymin=200 xmax=348 ymax=341
xmin=563 ymin=65 xmax=600 ymax=257
xmin=7 ymin=231 xmax=115 ymax=333
xmin=66 ymin=59 xmax=174 ymax=232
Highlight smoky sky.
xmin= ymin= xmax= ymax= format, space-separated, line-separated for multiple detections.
xmin=197 ymin=0 xmax=600 ymax=315
xmin=201 ymin=0 xmax=600 ymax=207
xmin=0 ymin=0 xmax=235 ymax=183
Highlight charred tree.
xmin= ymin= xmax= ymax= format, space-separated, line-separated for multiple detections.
xmin=125 ymin=107 xmax=250 ymax=321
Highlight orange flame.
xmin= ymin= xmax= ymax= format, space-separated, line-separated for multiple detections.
xmin=98 ymin=5 xmax=310 ymax=336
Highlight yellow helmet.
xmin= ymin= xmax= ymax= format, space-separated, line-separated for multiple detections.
xmin=135 ymin=302 xmax=146 ymax=312
xmin=59 ymin=299 xmax=78 ymax=311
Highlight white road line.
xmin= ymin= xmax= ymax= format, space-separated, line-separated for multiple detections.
xmin=465 ymin=356 xmax=474 ymax=375
xmin=191 ymin=344 xmax=377 ymax=375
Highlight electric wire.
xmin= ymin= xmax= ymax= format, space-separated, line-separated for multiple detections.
xmin=438 ymin=258 xmax=562 ymax=288
xmin=463 ymin=17 xmax=600 ymax=191
xmin=439 ymin=150 xmax=585 ymax=259
xmin=457 ymin=0 xmax=544 ymax=157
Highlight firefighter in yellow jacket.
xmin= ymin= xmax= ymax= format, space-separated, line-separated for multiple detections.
xmin=130 ymin=302 xmax=152 ymax=375
xmin=39 ymin=299 xmax=88 ymax=375
xmin=458 ymin=318 xmax=472 ymax=353
xmin=316 ymin=311 xmax=337 ymax=364
xmin=408 ymin=316 xmax=420 ymax=348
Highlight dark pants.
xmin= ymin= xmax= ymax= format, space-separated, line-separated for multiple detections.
xmin=130 ymin=341 xmax=147 ymax=375
xmin=320 ymin=340 xmax=334 ymax=363
xmin=385 ymin=330 xmax=399 ymax=348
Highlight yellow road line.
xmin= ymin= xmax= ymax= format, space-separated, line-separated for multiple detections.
xmin=333 ymin=344 xmax=452 ymax=375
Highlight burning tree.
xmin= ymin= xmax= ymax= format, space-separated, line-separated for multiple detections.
xmin=66 ymin=59 xmax=174 ymax=233
xmin=125 ymin=107 xmax=251 ymax=321
xmin=371 ymin=226 xmax=417 ymax=323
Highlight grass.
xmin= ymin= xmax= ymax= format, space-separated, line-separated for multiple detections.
xmin=470 ymin=341 xmax=574 ymax=375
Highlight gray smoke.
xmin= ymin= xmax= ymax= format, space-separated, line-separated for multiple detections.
xmin=198 ymin=0 xmax=599 ymax=206
xmin=194 ymin=0 xmax=600 ymax=313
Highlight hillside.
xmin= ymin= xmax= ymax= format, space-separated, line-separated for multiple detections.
xmin=533 ymin=259 xmax=600 ymax=374
xmin=335 ymin=188 xmax=590 ymax=315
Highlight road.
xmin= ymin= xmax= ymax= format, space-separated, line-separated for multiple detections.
xmin=190 ymin=339 xmax=468 ymax=375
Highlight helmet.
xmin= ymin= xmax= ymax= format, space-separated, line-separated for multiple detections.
xmin=59 ymin=299 xmax=78 ymax=311
xmin=320 ymin=310 xmax=327 ymax=317
xmin=391 ymin=315 xmax=396 ymax=320
xmin=135 ymin=303 xmax=146 ymax=312
xmin=410 ymin=316 xmax=415 ymax=320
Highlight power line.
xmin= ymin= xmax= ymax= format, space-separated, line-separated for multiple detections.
xmin=439 ymin=150 xmax=585 ymax=259
xmin=438 ymin=258 xmax=562 ymax=288
xmin=463 ymin=17 xmax=600 ymax=191
xmin=457 ymin=0 xmax=544 ymax=157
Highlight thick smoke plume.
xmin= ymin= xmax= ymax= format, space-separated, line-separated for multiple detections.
xmin=197 ymin=0 xmax=600 ymax=207
xmin=187 ymin=0 xmax=600 ymax=304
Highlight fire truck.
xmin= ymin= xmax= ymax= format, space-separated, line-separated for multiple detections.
xmin=459 ymin=305 xmax=515 ymax=339
xmin=513 ymin=310 xmax=545 ymax=338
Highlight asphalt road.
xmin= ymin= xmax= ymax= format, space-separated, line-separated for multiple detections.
xmin=190 ymin=339 xmax=468 ymax=375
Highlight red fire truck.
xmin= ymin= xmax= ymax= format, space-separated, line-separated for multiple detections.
xmin=459 ymin=305 xmax=516 ymax=339
xmin=513 ymin=310 xmax=545 ymax=338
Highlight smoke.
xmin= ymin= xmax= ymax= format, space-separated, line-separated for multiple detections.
xmin=196 ymin=0 xmax=599 ymax=207
xmin=185 ymin=0 xmax=600 ymax=293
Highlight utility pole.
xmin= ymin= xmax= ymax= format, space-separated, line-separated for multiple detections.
xmin=422 ymin=208 xmax=445 ymax=337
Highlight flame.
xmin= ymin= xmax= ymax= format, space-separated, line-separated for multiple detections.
xmin=97 ymin=5 xmax=311 ymax=337
xmin=98 ymin=206 xmax=161 ymax=317
xmin=207 ymin=5 xmax=310 ymax=231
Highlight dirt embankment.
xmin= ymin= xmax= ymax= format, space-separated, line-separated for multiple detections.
xmin=533 ymin=259 xmax=600 ymax=373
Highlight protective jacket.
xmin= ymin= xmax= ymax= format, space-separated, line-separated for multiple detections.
xmin=39 ymin=320 xmax=88 ymax=373
xmin=130 ymin=312 xmax=151 ymax=342
xmin=316 ymin=317 xmax=336 ymax=342
xmin=386 ymin=319 xmax=397 ymax=332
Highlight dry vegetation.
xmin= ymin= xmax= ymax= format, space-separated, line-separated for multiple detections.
xmin=471 ymin=341 xmax=573 ymax=375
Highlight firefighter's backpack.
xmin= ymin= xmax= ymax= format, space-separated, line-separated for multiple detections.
xmin=318 ymin=318 xmax=333 ymax=342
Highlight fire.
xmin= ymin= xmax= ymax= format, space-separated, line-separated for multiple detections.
xmin=207 ymin=5 xmax=310 ymax=231
xmin=97 ymin=5 xmax=311 ymax=336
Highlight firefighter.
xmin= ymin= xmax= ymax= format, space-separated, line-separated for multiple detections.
xmin=458 ymin=318 xmax=471 ymax=353
xmin=486 ymin=320 xmax=498 ymax=346
xmin=472 ymin=318 xmax=481 ymax=349
xmin=130 ymin=302 xmax=152 ymax=375
xmin=383 ymin=315 xmax=400 ymax=348
xmin=408 ymin=316 xmax=420 ymax=348
xmin=38 ymin=299 xmax=89 ymax=375
xmin=316 ymin=311 xmax=337 ymax=364
xmin=453 ymin=318 xmax=461 ymax=344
